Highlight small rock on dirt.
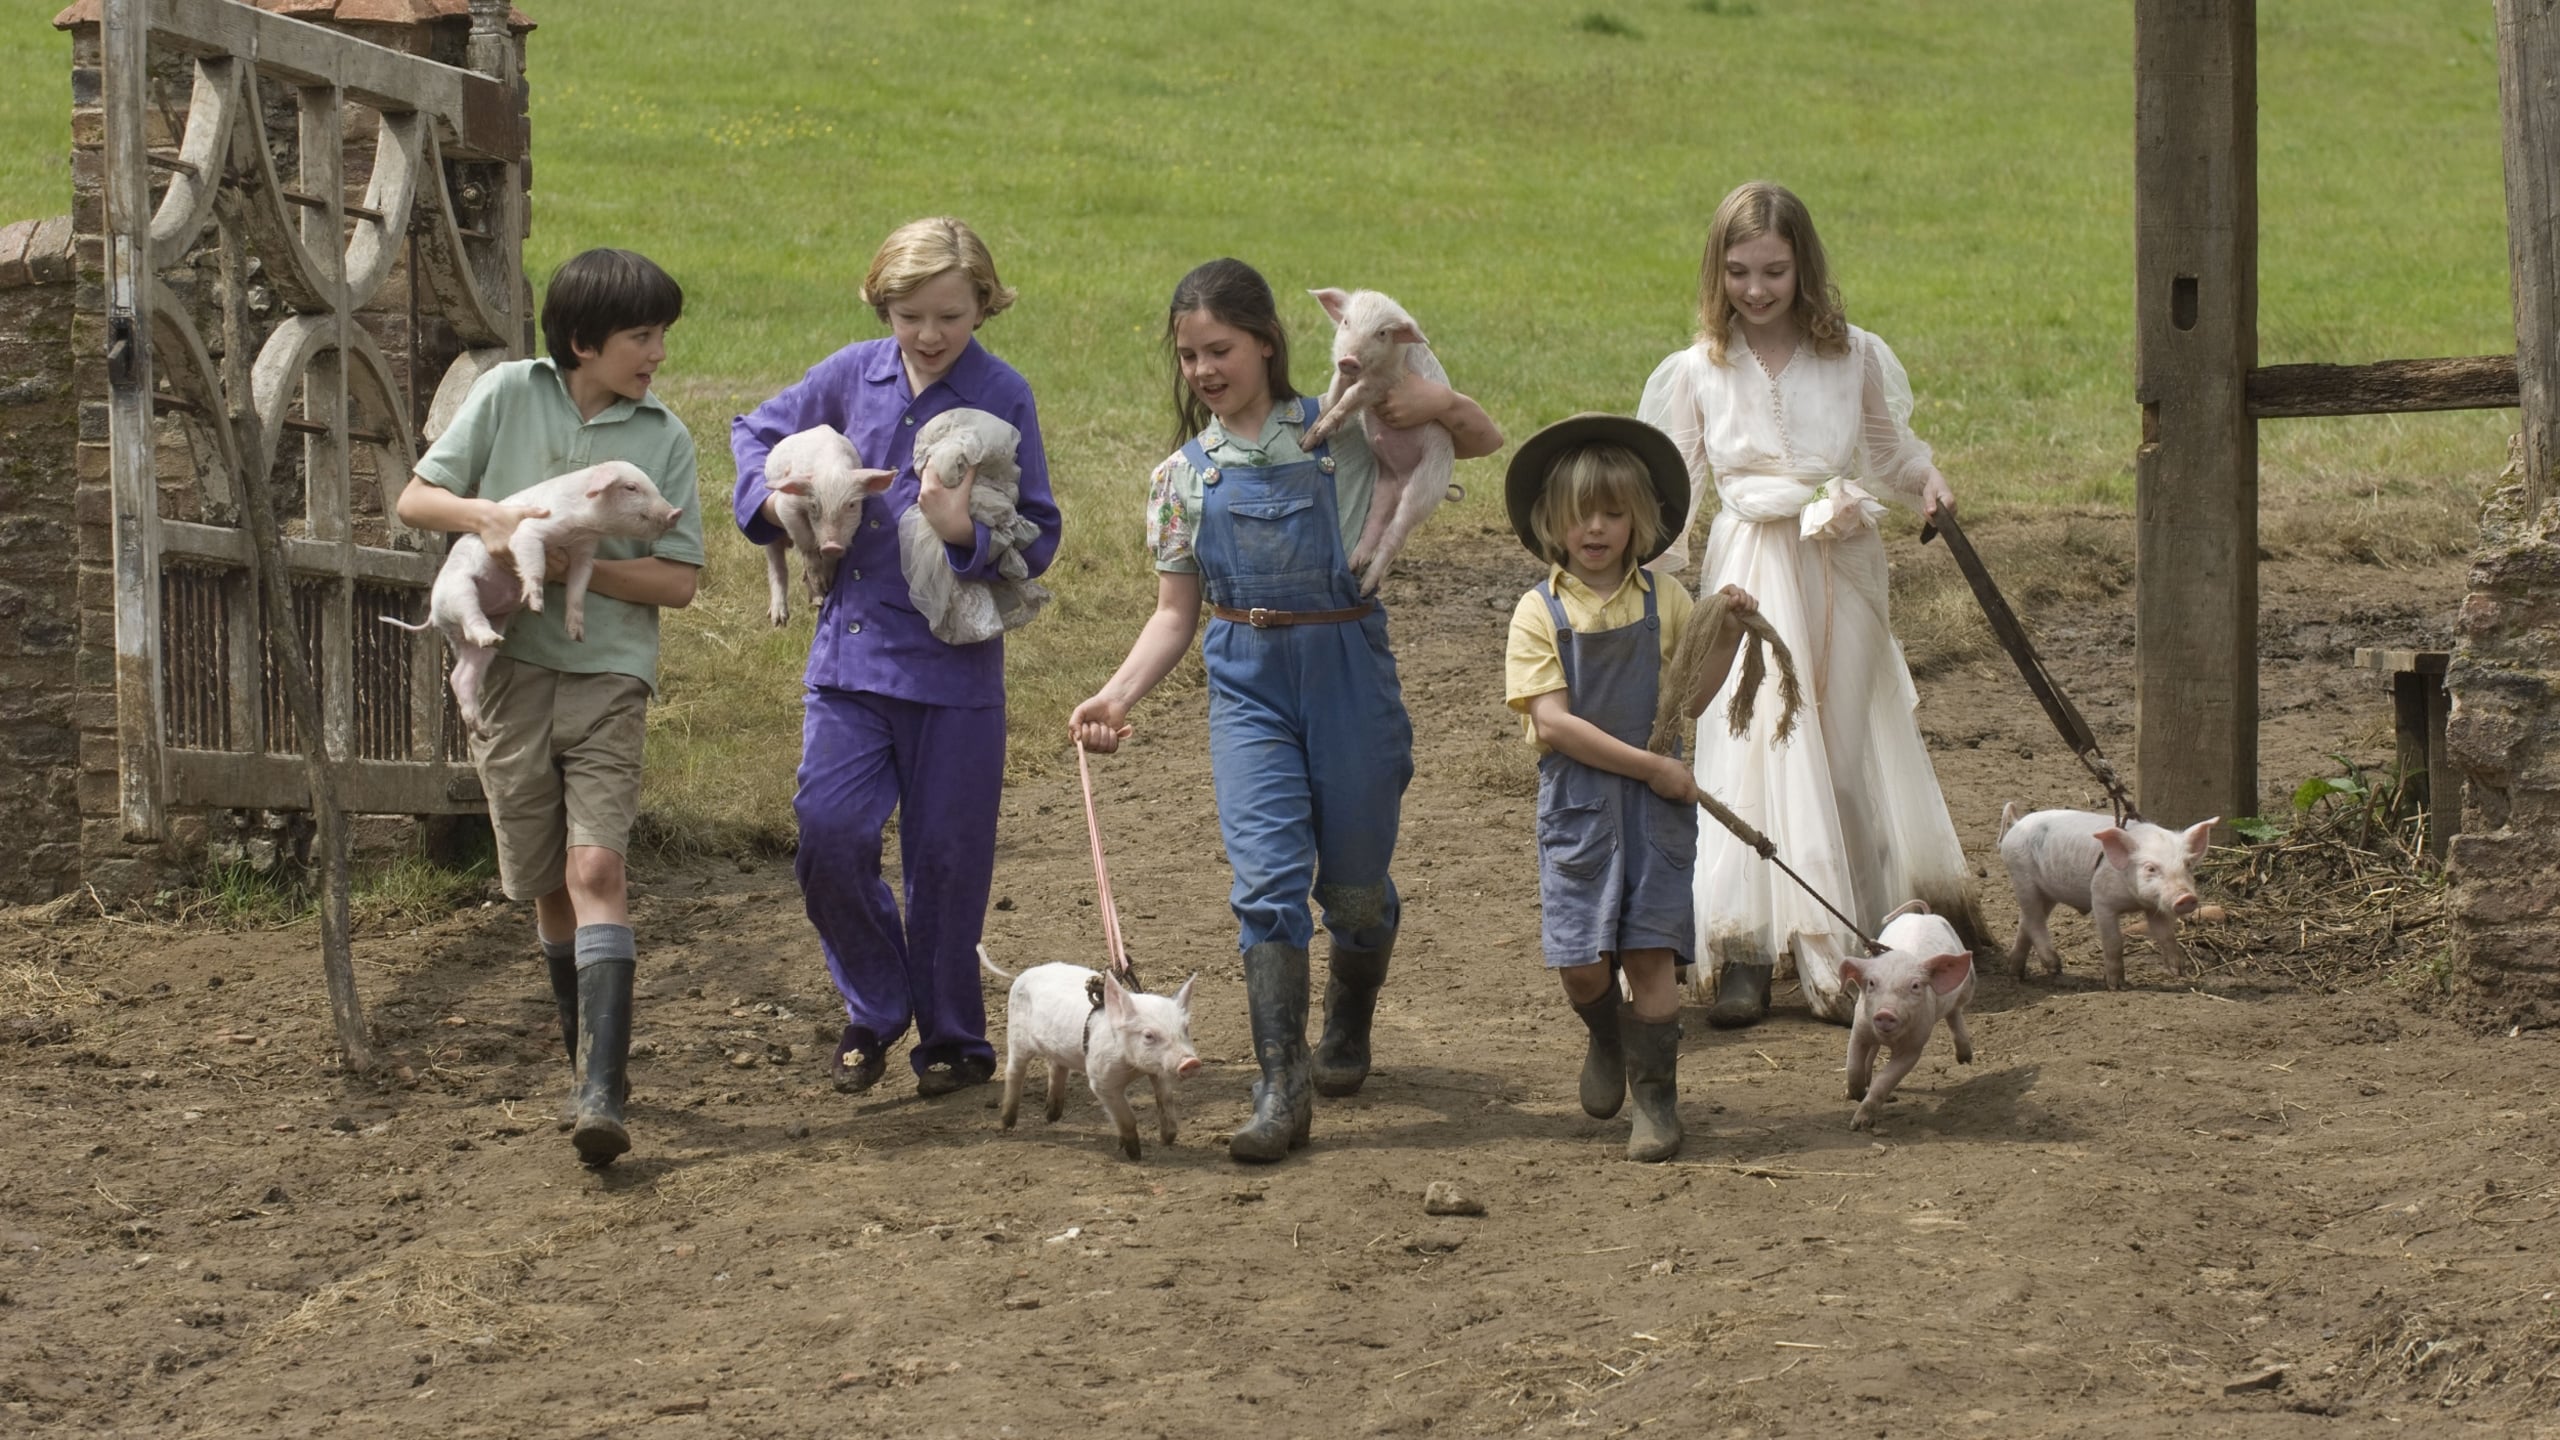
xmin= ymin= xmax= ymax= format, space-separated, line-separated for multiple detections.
xmin=1002 ymin=1295 xmax=1041 ymax=1310
xmin=1408 ymin=1229 xmax=1465 ymax=1254
xmin=2223 ymin=1366 xmax=2285 ymax=1395
xmin=728 ymin=1051 xmax=759 ymax=1070
xmin=1422 ymin=1181 xmax=1485 ymax=1216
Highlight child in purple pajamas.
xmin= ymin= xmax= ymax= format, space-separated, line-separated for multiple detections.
xmin=731 ymin=217 xmax=1061 ymax=1099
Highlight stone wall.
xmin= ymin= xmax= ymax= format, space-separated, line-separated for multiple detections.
xmin=2445 ymin=485 xmax=2560 ymax=1029
xmin=0 ymin=218 xmax=84 ymax=903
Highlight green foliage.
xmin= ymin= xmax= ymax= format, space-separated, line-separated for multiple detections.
xmin=1576 ymin=12 xmax=1642 ymax=37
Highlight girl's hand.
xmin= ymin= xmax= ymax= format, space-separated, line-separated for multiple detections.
xmin=1645 ymin=755 xmax=1700 ymax=804
xmin=1069 ymin=695 xmax=1133 ymax=754
xmin=1921 ymin=472 xmax=1956 ymax=521
xmin=914 ymin=465 xmax=979 ymax=546
xmin=1372 ymin=374 xmax=1455 ymax=430
xmin=473 ymin=500 xmax=550 ymax=556
xmin=1716 ymin=583 xmax=1758 ymax=616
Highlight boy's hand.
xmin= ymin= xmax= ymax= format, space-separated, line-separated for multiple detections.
xmin=473 ymin=500 xmax=550 ymax=556
xmin=1716 ymin=583 xmax=1758 ymax=615
xmin=1645 ymin=754 xmax=1700 ymax=804
xmin=915 ymin=464 xmax=979 ymax=546
xmin=1069 ymin=696 xmax=1132 ymax=754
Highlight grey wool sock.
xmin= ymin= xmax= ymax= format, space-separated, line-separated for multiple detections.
xmin=574 ymin=923 xmax=636 ymax=970
xmin=540 ymin=934 xmax=575 ymax=966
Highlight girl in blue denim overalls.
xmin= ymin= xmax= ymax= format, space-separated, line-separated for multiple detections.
xmin=1071 ymin=260 xmax=1503 ymax=1163
xmin=1501 ymin=416 xmax=1757 ymax=1162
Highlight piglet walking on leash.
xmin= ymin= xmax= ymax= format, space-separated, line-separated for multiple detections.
xmin=381 ymin=460 xmax=681 ymax=737
xmin=1302 ymin=287 xmax=1460 ymax=593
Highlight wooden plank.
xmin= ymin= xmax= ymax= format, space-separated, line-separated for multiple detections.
xmin=2248 ymin=355 xmax=2519 ymax=418
xmin=2134 ymin=0 xmax=2259 ymax=831
xmin=104 ymin=0 xmax=168 ymax=841
xmin=2424 ymin=678 xmax=2461 ymax=862
xmin=149 ymin=0 xmax=519 ymax=155
xmin=159 ymin=520 xmax=438 ymax=587
xmin=2350 ymin=647 xmax=2453 ymax=675
xmin=166 ymin=751 xmax=483 ymax=814
xmin=2500 ymin=0 xmax=2560 ymax=521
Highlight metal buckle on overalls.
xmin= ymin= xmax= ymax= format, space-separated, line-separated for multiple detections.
xmin=1202 ymin=467 xmax=1221 ymax=485
xmin=1246 ymin=607 xmax=1275 ymax=628
xmin=1317 ymin=456 xmax=1336 ymax=474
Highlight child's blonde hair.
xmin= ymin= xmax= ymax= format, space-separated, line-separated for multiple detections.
xmin=1530 ymin=444 xmax=1665 ymax=578
xmin=1696 ymin=181 xmax=1848 ymax=367
xmin=861 ymin=216 xmax=1018 ymax=321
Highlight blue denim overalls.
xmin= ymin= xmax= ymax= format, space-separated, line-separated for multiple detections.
xmin=1182 ymin=397 xmax=1414 ymax=953
xmin=1534 ymin=577 xmax=1698 ymax=966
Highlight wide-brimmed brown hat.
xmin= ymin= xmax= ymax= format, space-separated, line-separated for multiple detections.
xmin=1504 ymin=413 xmax=1690 ymax=564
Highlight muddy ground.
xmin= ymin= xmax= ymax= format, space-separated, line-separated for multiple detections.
xmin=6 ymin=517 xmax=2556 ymax=1438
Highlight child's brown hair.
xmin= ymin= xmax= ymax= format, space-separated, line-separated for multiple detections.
xmin=861 ymin=216 xmax=1018 ymax=321
xmin=1696 ymin=181 xmax=1848 ymax=367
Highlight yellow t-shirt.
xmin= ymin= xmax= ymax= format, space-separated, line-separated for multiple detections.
xmin=1504 ymin=566 xmax=1693 ymax=751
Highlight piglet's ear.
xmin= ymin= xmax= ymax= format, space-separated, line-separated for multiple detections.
xmin=1838 ymin=958 xmax=1868 ymax=991
xmin=1102 ymin=969 xmax=1133 ymax=1022
xmin=583 ymin=467 xmax=616 ymax=499
xmin=1384 ymin=320 xmax=1428 ymax=347
xmin=769 ymin=475 xmax=813 ymax=497
xmin=1171 ymin=973 xmax=1197 ymax=1012
xmin=1309 ymin=288 xmax=1352 ymax=324
xmin=2182 ymin=818 xmax=2219 ymax=859
xmin=2093 ymin=827 xmax=2135 ymax=869
xmin=855 ymin=467 xmax=896 ymax=494
xmin=1924 ymin=952 xmax=1973 ymax=996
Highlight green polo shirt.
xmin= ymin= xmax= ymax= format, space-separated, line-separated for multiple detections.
xmin=414 ymin=358 xmax=705 ymax=691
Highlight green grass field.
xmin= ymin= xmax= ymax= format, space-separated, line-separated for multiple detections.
xmin=0 ymin=0 xmax=2520 ymax=850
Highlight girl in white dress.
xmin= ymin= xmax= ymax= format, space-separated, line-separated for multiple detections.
xmin=1638 ymin=181 xmax=1981 ymax=1029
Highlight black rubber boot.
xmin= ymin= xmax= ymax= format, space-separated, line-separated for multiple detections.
xmin=1229 ymin=942 xmax=1312 ymax=1163
xmin=1621 ymin=1010 xmax=1684 ymax=1163
xmin=1311 ymin=934 xmax=1392 ymax=1097
xmin=1706 ymin=962 xmax=1773 ymax=1030
xmin=570 ymin=959 xmax=634 ymax=1167
xmin=1571 ymin=990 xmax=1626 ymax=1119
xmin=547 ymin=947 xmax=580 ymax=1132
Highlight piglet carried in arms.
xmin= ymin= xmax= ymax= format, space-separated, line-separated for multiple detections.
xmin=381 ymin=460 xmax=681 ymax=739
xmin=1302 ymin=287 xmax=1460 ymax=594
xmin=761 ymin=424 xmax=892 ymax=628
xmin=898 ymin=407 xmax=1052 ymax=646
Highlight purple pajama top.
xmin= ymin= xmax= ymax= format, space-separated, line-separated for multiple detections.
xmin=731 ymin=336 xmax=1060 ymax=708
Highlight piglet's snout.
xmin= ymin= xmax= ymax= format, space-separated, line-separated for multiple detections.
xmin=820 ymin=541 xmax=845 ymax=557
xmin=1869 ymin=1006 xmax=1903 ymax=1037
xmin=2172 ymin=891 xmax=2200 ymax=917
xmin=1336 ymin=357 xmax=1362 ymax=378
xmin=1176 ymin=1055 xmax=1201 ymax=1078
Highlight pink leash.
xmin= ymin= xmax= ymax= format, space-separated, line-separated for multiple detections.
xmin=1074 ymin=739 xmax=1134 ymax=979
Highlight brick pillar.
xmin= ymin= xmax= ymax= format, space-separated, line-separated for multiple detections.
xmin=0 ymin=218 xmax=83 ymax=903
xmin=2445 ymin=484 xmax=2560 ymax=1028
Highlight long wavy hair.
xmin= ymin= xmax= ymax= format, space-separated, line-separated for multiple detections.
xmin=1696 ymin=181 xmax=1849 ymax=367
xmin=1162 ymin=259 xmax=1297 ymax=454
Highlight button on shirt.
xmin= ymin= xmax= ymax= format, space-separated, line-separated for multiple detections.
xmin=731 ymin=337 xmax=1059 ymax=708
xmin=413 ymin=357 xmax=706 ymax=692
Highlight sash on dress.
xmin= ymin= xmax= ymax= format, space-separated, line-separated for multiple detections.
xmin=1719 ymin=473 xmax=1887 ymax=542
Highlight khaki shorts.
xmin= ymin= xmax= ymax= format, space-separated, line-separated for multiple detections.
xmin=469 ymin=656 xmax=651 ymax=901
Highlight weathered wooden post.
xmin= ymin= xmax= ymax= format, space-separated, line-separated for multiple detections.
xmin=2499 ymin=0 xmax=2559 ymax=524
xmin=2133 ymin=0 xmax=2258 ymax=831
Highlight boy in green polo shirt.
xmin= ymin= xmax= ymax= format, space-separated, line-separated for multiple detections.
xmin=394 ymin=248 xmax=706 ymax=1167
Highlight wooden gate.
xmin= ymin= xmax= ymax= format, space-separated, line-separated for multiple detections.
xmin=98 ymin=0 xmax=525 ymax=839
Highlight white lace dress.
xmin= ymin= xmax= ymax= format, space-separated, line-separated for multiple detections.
xmin=1639 ymin=325 xmax=1977 ymax=1019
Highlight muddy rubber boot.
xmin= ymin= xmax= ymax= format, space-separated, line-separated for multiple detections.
xmin=1621 ymin=1010 xmax=1684 ymax=1163
xmin=570 ymin=957 xmax=634 ymax=1167
xmin=1229 ymin=942 xmax=1312 ymax=1163
xmin=1571 ymin=991 xmax=1626 ymax=1119
xmin=1311 ymin=934 xmax=1392 ymax=1097
xmin=546 ymin=943 xmax=579 ymax=1132
xmin=1706 ymin=962 xmax=1772 ymax=1030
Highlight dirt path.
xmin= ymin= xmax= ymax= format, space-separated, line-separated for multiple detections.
xmin=6 ymin=519 xmax=2556 ymax=1438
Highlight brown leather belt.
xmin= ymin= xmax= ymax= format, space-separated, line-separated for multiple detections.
xmin=1209 ymin=602 xmax=1374 ymax=628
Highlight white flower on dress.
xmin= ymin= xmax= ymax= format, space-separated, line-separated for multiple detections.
xmin=1798 ymin=477 xmax=1885 ymax=542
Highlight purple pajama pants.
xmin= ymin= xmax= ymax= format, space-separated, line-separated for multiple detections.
xmin=794 ymin=686 xmax=1003 ymax=1074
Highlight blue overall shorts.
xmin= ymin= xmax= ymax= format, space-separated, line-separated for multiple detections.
xmin=1535 ymin=579 xmax=1698 ymax=967
xmin=1183 ymin=397 xmax=1414 ymax=953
